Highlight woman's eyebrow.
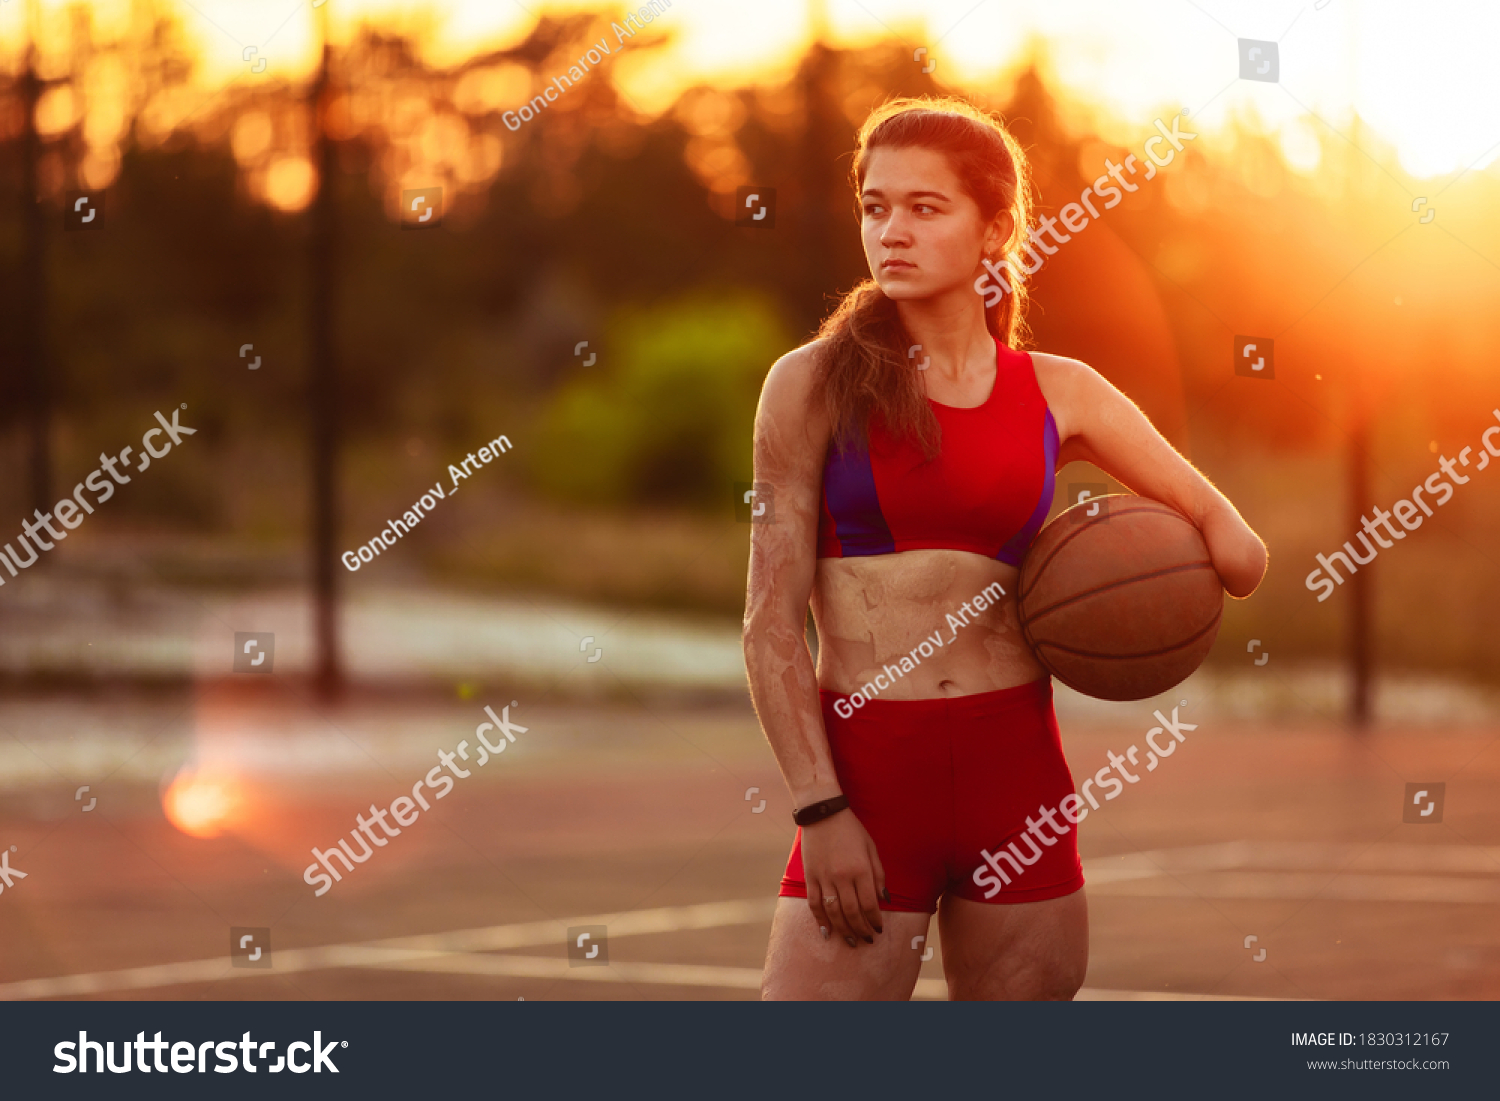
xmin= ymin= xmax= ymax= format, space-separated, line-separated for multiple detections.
xmin=860 ymin=188 xmax=952 ymax=202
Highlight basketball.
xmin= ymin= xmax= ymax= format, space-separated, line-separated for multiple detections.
xmin=1017 ymin=495 xmax=1224 ymax=701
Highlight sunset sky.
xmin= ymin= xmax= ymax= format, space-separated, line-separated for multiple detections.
xmin=2 ymin=0 xmax=1498 ymax=182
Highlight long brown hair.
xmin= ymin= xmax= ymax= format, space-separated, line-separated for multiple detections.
xmin=815 ymin=96 xmax=1035 ymax=456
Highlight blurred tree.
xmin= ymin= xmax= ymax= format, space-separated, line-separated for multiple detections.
xmin=527 ymin=291 xmax=789 ymax=505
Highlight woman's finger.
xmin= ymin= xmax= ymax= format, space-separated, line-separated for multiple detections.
xmin=867 ymin=837 xmax=890 ymax=907
xmin=837 ymin=875 xmax=876 ymax=943
xmin=819 ymin=882 xmax=857 ymax=944
xmin=852 ymin=871 xmax=884 ymax=938
xmin=806 ymin=883 xmax=835 ymax=943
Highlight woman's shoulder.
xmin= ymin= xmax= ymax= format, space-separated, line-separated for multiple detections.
xmin=1024 ymin=349 xmax=1095 ymax=379
xmin=1023 ymin=351 xmax=1125 ymax=445
xmin=1023 ymin=349 xmax=1106 ymax=404
xmin=757 ymin=339 xmax=833 ymax=446
xmin=761 ymin=338 xmax=830 ymax=404
xmin=770 ymin=337 xmax=829 ymax=378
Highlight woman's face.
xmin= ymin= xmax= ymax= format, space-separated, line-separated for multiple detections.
xmin=859 ymin=144 xmax=1009 ymax=302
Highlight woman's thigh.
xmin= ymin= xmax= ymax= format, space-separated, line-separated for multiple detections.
xmin=937 ymin=887 xmax=1089 ymax=1001
xmin=762 ymin=897 xmax=933 ymax=1001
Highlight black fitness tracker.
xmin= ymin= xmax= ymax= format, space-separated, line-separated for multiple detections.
xmin=792 ymin=794 xmax=850 ymax=827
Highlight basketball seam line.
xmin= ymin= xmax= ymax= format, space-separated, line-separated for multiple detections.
xmin=1034 ymin=606 xmax=1223 ymax=662
xmin=1019 ymin=502 xmax=1194 ymax=602
xmin=1022 ymin=560 xmax=1218 ymax=623
xmin=1020 ymin=503 xmax=1192 ymax=599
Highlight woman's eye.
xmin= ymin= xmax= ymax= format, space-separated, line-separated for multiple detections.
xmin=864 ymin=204 xmax=884 ymax=216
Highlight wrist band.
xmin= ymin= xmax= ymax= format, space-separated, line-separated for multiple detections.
xmin=792 ymin=794 xmax=849 ymax=827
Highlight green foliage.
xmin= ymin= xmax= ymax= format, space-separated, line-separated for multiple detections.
xmin=528 ymin=291 xmax=790 ymax=506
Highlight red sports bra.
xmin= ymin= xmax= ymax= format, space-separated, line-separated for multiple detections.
xmin=816 ymin=338 xmax=1058 ymax=566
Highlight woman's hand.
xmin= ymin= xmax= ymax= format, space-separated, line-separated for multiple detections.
xmin=800 ymin=809 xmax=888 ymax=947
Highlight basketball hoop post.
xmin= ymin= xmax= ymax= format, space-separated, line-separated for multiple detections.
xmin=1347 ymin=397 xmax=1373 ymax=731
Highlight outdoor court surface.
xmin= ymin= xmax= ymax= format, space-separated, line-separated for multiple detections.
xmin=2 ymin=686 xmax=1499 ymax=1001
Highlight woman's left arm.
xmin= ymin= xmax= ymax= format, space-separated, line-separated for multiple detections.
xmin=1034 ymin=353 xmax=1269 ymax=599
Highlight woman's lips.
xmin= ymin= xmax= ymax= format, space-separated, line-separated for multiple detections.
xmin=882 ymin=259 xmax=914 ymax=270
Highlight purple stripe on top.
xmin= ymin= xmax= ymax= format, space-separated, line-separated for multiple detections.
xmin=823 ymin=441 xmax=895 ymax=556
xmin=995 ymin=407 xmax=1059 ymax=567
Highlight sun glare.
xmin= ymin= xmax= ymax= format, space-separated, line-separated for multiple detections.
xmin=0 ymin=1 xmax=1495 ymax=187
xmin=163 ymin=769 xmax=242 ymax=839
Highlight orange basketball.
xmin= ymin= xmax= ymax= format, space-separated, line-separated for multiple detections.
xmin=1017 ymin=495 xmax=1224 ymax=701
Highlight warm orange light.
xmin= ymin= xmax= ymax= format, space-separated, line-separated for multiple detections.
xmin=264 ymin=156 xmax=318 ymax=213
xmin=163 ymin=769 xmax=241 ymax=839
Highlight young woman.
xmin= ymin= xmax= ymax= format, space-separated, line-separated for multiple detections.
xmin=744 ymin=97 xmax=1267 ymax=1001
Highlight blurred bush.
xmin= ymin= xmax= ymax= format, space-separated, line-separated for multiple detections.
xmin=527 ymin=290 xmax=790 ymax=506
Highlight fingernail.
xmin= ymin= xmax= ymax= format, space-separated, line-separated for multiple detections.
xmin=820 ymin=926 xmax=829 ymax=940
xmin=863 ymin=936 xmax=874 ymax=944
xmin=881 ymin=888 xmax=892 ymax=902
xmin=845 ymin=936 xmax=858 ymax=948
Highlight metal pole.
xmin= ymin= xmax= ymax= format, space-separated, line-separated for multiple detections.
xmin=308 ymin=36 xmax=342 ymax=700
xmin=1347 ymin=394 xmax=1372 ymax=729
xmin=20 ymin=11 xmax=50 ymax=521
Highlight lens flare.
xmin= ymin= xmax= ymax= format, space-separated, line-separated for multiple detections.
xmin=163 ymin=769 xmax=241 ymax=838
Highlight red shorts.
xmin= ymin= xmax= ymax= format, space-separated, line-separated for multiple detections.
xmin=780 ymin=678 xmax=1085 ymax=913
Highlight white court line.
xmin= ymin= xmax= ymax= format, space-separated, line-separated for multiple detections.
xmin=349 ymin=956 xmax=1295 ymax=1000
xmin=0 ymin=898 xmax=776 ymax=1001
xmin=6 ymin=837 xmax=1487 ymax=1000
xmin=359 ymin=952 xmax=1292 ymax=1001
xmin=1095 ymin=871 xmax=1500 ymax=904
xmin=1089 ymin=840 xmax=1500 ymax=879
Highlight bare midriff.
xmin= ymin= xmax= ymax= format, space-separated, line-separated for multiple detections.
xmin=809 ymin=548 xmax=1047 ymax=699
